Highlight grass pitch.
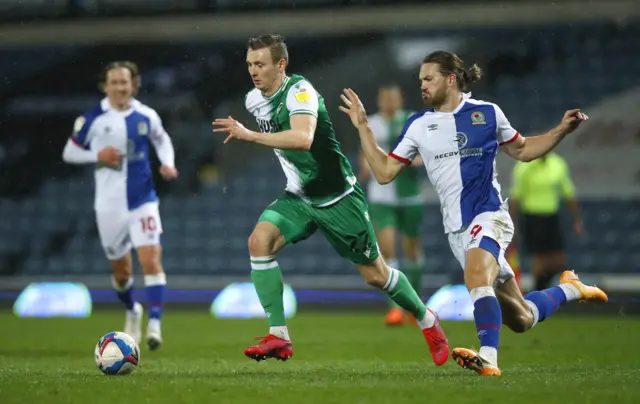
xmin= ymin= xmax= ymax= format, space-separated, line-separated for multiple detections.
xmin=0 ymin=309 xmax=638 ymax=403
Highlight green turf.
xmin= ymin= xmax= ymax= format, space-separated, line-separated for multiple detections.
xmin=0 ymin=309 xmax=638 ymax=403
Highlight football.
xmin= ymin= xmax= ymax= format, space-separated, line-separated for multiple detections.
xmin=94 ymin=331 xmax=140 ymax=375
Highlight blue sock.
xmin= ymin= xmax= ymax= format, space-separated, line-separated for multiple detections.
xmin=112 ymin=276 xmax=135 ymax=311
xmin=145 ymin=274 xmax=167 ymax=320
xmin=524 ymin=286 xmax=567 ymax=323
xmin=472 ymin=290 xmax=502 ymax=352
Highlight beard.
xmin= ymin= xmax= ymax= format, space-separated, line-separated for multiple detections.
xmin=423 ymin=85 xmax=447 ymax=107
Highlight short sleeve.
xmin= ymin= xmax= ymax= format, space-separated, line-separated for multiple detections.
xmin=69 ymin=115 xmax=94 ymax=150
xmin=389 ymin=115 xmax=422 ymax=165
xmin=286 ymin=80 xmax=319 ymax=118
xmin=493 ymin=104 xmax=520 ymax=145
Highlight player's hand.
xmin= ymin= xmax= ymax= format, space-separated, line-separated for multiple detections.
xmin=339 ymin=88 xmax=368 ymax=129
xmin=559 ymin=109 xmax=589 ymax=134
xmin=97 ymin=146 xmax=121 ymax=167
xmin=159 ymin=165 xmax=178 ymax=181
xmin=212 ymin=116 xmax=255 ymax=144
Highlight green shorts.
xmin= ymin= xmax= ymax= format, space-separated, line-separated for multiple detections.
xmin=368 ymin=203 xmax=423 ymax=238
xmin=258 ymin=190 xmax=379 ymax=265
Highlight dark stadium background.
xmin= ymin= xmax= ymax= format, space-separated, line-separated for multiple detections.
xmin=0 ymin=2 xmax=638 ymax=403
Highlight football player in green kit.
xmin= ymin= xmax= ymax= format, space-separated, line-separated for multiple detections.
xmin=358 ymin=84 xmax=426 ymax=326
xmin=212 ymin=34 xmax=448 ymax=365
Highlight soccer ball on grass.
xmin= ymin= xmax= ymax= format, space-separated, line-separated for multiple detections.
xmin=94 ymin=331 xmax=140 ymax=375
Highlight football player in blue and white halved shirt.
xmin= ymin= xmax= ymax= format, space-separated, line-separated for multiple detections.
xmin=340 ymin=51 xmax=607 ymax=376
xmin=63 ymin=61 xmax=178 ymax=350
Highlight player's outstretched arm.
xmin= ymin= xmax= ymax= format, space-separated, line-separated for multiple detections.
xmin=212 ymin=114 xmax=315 ymax=151
xmin=502 ymin=109 xmax=588 ymax=162
xmin=339 ymin=88 xmax=405 ymax=184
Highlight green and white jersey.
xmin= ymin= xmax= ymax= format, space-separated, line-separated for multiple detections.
xmin=366 ymin=110 xmax=424 ymax=206
xmin=245 ymin=74 xmax=357 ymax=207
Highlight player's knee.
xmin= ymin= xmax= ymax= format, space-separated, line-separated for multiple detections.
xmin=110 ymin=256 xmax=132 ymax=281
xmin=464 ymin=249 xmax=499 ymax=289
xmin=137 ymin=247 xmax=163 ymax=274
xmin=248 ymin=230 xmax=275 ymax=256
xmin=464 ymin=262 xmax=490 ymax=289
xmin=112 ymin=272 xmax=130 ymax=286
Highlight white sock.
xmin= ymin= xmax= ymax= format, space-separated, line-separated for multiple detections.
xmin=525 ymin=300 xmax=540 ymax=328
xmin=269 ymin=326 xmax=290 ymax=340
xmin=479 ymin=346 xmax=498 ymax=366
xmin=417 ymin=309 xmax=436 ymax=329
xmin=148 ymin=318 xmax=161 ymax=332
xmin=559 ymin=283 xmax=581 ymax=301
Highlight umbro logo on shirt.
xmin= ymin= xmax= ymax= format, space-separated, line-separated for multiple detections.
xmin=428 ymin=124 xmax=438 ymax=131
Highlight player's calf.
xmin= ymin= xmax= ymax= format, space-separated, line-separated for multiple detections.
xmin=463 ymin=248 xmax=502 ymax=367
xmin=245 ymin=221 xmax=293 ymax=361
xmin=138 ymin=245 xmax=167 ymax=350
xmin=357 ymin=259 xmax=449 ymax=365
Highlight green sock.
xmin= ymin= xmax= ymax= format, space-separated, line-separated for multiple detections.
xmin=250 ymin=256 xmax=286 ymax=327
xmin=404 ymin=259 xmax=423 ymax=298
xmin=385 ymin=259 xmax=401 ymax=309
xmin=384 ymin=268 xmax=427 ymax=320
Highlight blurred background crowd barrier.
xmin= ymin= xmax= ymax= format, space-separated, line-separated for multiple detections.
xmin=0 ymin=0 xmax=638 ymax=296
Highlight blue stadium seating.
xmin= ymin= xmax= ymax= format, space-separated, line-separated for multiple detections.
xmin=1 ymin=21 xmax=639 ymax=276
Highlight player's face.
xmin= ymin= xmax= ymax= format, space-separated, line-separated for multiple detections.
xmin=419 ymin=63 xmax=451 ymax=107
xmin=377 ymin=88 xmax=403 ymax=116
xmin=247 ymin=48 xmax=283 ymax=94
xmin=104 ymin=67 xmax=134 ymax=107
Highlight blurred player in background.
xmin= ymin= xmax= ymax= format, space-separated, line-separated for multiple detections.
xmin=212 ymin=34 xmax=449 ymax=365
xmin=358 ymin=84 xmax=426 ymax=326
xmin=340 ymin=50 xmax=607 ymax=376
xmin=509 ymin=151 xmax=583 ymax=291
xmin=62 ymin=61 xmax=178 ymax=350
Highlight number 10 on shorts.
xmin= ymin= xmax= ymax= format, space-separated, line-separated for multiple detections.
xmin=140 ymin=216 xmax=157 ymax=233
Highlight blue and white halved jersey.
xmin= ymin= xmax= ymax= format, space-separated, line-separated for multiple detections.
xmin=389 ymin=98 xmax=520 ymax=234
xmin=69 ymin=98 xmax=174 ymax=212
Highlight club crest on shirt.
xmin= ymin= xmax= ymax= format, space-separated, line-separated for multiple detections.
xmin=471 ymin=111 xmax=486 ymax=125
xmin=137 ymin=121 xmax=149 ymax=136
xmin=73 ymin=116 xmax=86 ymax=136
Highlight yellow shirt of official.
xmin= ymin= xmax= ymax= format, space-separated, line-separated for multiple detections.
xmin=510 ymin=153 xmax=576 ymax=215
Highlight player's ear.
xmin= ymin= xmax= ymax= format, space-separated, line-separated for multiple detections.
xmin=448 ymin=74 xmax=456 ymax=87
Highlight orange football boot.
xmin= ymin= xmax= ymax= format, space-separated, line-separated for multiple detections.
xmin=384 ymin=307 xmax=404 ymax=326
xmin=452 ymin=348 xmax=501 ymax=376
xmin=559 ymin=270 xmax=608 ymax=303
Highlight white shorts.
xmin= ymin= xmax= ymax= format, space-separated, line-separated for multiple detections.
xmin=447 ymin=208 xmax=515 ymax=284
xmin=96 ymin=202 xmax=163 ymax=260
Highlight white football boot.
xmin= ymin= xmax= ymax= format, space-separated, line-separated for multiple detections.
xmin=124 ymin=302 xmax=144 ymax=345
